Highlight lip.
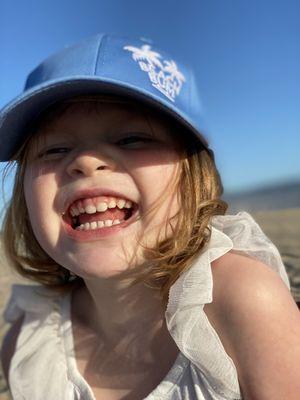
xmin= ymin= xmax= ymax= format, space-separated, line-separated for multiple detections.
xmin=63 ymin=187 xmax=137 ymax=213
xmin=61 ymin=186 xmax=139 ymax=241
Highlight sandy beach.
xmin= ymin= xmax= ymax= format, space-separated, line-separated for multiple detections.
xmin=0 ymin=208 xmax=299 ymax=398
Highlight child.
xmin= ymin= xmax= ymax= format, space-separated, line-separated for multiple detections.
xmin=0 ymin=34 xmax=299 ymax=400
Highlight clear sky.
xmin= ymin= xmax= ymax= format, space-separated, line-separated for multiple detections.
xmin=0 ymin=0 xmax=299 ymax=199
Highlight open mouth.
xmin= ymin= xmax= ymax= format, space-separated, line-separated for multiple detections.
xmin=63 ymin=196 xmax=139 ymax=232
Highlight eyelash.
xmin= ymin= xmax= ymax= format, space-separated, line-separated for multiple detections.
xmin=116 ymin=135 xmax=152 ymax=146
xmin=38 ymin=135 xmax=152 ymax=158
xmin=38 ymin=147 xmax=70 ymax=158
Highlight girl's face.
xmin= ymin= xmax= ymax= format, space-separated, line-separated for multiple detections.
xmin=23 ymin=101 xmax=181 ymax=279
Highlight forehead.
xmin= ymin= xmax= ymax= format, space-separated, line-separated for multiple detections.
xmin=36 ymin=99 xmax=172 ymax=133
xmin=25 ymin=97 xmax=185 ymax=154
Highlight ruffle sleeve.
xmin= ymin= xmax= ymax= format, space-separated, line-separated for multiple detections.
xmin=212 ymin=211 xmax=290 ymax=288
xmin=2 ymin=284 xmax=75 ymax=400
xmin=165 ymin=211 xmax=291 ymax=399
xmin=3 ymin=283 xmax=61 ymax=324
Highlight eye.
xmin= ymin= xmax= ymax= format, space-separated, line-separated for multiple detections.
xmin=38 ymin=147 xmax=71 ymax=159
xmin=116 ymin=134 xmax=153 ymax=147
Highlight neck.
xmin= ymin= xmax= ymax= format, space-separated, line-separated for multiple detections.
xmin=71 ymin=275 xmax=170 ymax=362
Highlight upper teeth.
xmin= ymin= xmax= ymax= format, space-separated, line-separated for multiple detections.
xmin=70 ymin=198 xmax=133 ymax=217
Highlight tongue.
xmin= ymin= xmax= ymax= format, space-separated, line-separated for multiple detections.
xmin=78 ymin=208 xmax=128 ymax=224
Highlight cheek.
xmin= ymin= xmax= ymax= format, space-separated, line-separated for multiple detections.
xmin=145 ymin=155 xmax=180 ymax=199
xmin=129 ymin=147 xmax=180 ymax=182
xmin=23 ymin=168 xmax=58 ymax=240
xmin=135 ymin=159 xmax=180 ymax=224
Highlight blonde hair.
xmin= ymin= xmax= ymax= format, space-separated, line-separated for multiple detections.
xmin=1 ymin=95 xmax=227 ymax=306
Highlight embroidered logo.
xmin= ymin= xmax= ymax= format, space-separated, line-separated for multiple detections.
xmin=123 ymin=44 xmax=185 ymax=102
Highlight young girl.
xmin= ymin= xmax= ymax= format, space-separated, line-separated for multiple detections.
xmin=0 ymin=34 xmax=299 ymax=400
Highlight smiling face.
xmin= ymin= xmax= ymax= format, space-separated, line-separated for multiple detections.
xmin=23 ymin=100 xmax=182 ymax=279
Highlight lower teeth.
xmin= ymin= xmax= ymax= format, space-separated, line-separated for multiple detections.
xmin=75 ymin=219 xmax=123 ymax=231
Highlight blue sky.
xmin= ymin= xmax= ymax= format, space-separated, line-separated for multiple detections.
xmin=0 ymin=0 xmax=299 ymax=200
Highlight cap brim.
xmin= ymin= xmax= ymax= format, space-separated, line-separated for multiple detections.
xmin=0 ymin=76 xmax=206 ymax=161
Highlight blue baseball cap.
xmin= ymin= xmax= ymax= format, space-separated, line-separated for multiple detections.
xmin=0 ymin=33 xmax=206 ymax=161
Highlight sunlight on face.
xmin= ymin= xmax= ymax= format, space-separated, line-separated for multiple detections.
xmin=23 ymin=100 xmax=182 ymax=279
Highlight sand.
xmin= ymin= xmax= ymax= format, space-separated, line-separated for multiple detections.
xmin=253 ymin=208 xmax=300 ymax=303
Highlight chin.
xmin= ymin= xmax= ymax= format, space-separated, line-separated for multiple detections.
xmin=56 ymin=252 xmax=137 ymax=280
xmin=75 ymin=267 xmax=126 ymax=280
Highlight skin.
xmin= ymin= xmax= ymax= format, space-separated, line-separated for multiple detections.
xmin=22 ymin=101 xmax=300 ymax=398
xmin=207 ymin=251 xmax=300 ymax=400
xmin=24 ymin=102 xmax=181 ymax=279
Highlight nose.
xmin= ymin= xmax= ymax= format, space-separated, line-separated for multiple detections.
xmin=66 ymin=150 xmax=118 ymax=178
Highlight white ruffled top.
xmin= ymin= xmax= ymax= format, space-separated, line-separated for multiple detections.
xmin=3 ymin=212 xmax=290 ymax=400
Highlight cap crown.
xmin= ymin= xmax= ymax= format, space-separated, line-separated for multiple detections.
xmin=0 ymin=34 xmax=204 ymax=161
xmin=26 ymin=34 xmax=200 ymax=116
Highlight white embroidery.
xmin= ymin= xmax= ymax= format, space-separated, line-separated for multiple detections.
xmin=124 ymin=44 xmax=185 ymax=102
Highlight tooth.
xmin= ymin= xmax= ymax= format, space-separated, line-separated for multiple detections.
xmin=96 ymin=202 xmax=108 ymax=212
xmin=125 ymin=200 xmax=132 ymax=209
xmin=90 ymin=221 xmax=98 ymax=230
xmin=76 ymin=224 xmax=85 ymax=231
xmin=97 ymin=220 xmax=105 ymax=228
xmin=104 ymin=219 xmax=113 ymax=227
xmin=84 ymin=222 xmax=90 ymax=230
xmin=70 ymin=207 xmax=80 ymax=216
xmin=78 ymin=206 xmax=85 ymax=214
xmin=108 ymin=199 xmax=117 ymax=208
xmin=117 ymin=199 xmax=126 ymax=209
xmin=113 ymin=219 xmax=121 ymax=225
xmin=85 ymin=205 xmax=97 ymax=214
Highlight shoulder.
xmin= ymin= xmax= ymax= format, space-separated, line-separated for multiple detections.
xmin=1 ymin=314 xmax=25 ymax=385
xmin=209 ymin=251 xmax=296 ymax=316
xmin=210 ymin=250 xmax=292 ymax=300
xmin=204 ymin=251 xmax=300 ymax=399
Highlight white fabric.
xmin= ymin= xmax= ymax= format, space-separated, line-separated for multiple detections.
xmin=3 ymin=212 xmax=291 ymax=400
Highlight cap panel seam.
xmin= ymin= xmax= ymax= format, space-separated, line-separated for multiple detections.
xmin=93 ymin=34 xmax=107 ymax=75
xmin=189 ymin=67 xmax=192 ymax=115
